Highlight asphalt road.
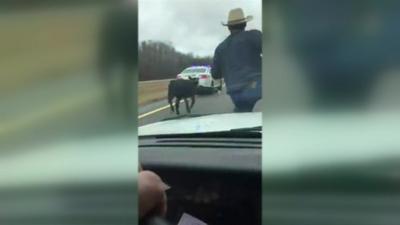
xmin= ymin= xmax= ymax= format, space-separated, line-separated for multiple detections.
xmin=2 ymin=72 xmax=261 ymax=151
xmin=139 ymin=88 xmax=262 ymax=126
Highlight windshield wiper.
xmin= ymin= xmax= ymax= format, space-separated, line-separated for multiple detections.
xmin=140 ymin=126 xmax=262 ymax=139
xmin=161 ymin=113 xmax=210 ymax=121
xmin=230 ymin=126 xmax=262 ymax=132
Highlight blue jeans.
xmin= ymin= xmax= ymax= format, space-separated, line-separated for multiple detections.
xmin=229 ymin=78 xmax=262 ymax=112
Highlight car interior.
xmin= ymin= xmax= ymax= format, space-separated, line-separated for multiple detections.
xmin=139 ymin=131 xmax=262 ymax=225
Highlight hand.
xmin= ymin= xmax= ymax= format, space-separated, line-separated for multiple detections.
xmin=138 ymin=169 xmax=168 ymax=219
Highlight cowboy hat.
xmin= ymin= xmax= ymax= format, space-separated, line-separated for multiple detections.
xmin=222 ymin=8 xmax=253 ymax=26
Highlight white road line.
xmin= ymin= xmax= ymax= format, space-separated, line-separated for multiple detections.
xmin=138 ymin=104 xmax=171 ymax=119
xmin=138 ymin=100 xmax=185 ymax=119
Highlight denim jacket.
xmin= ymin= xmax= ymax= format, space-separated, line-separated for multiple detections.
xmin=212 ymin=29 xmax=262 ymax=94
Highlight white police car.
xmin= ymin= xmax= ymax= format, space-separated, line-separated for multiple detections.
xmin=176 ymin=66 xmax=216 ymax=94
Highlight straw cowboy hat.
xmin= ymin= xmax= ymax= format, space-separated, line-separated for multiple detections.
xmin=222 ymin=8 xmax=253 ymax=26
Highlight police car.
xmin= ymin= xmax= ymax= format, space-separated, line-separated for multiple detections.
xmin=176 ymin=66 xmax=216 ymax=94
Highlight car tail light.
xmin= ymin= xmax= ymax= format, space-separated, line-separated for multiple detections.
xmin=199 ymin=74 xmax=208 ymax=79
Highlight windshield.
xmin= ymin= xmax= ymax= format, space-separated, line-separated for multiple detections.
xmin=138 ymin=2 xmax=262 ymax=223
xmin=138 ymin=1 xmax=262 ymax=129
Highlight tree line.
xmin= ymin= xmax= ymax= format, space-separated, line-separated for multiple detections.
xmin=139 ymin=41 xmax=213 ymax=81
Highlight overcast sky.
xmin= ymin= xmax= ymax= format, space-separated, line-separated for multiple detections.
xmin=139 ymin=0 xmax=262 ymax=57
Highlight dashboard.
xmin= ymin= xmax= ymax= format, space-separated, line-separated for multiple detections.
xmin=140 ymin=135 xmax=261 ymax=225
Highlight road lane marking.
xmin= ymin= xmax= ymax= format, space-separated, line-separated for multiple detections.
xmin=138 ymin=104 xmax=170 ymax=119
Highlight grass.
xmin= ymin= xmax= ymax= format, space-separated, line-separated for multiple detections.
xmin=138 ymin=80 xmax=170 ymax=106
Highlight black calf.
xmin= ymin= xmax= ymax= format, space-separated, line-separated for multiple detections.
xmin=168 ymin=78 xmax=197 ymax=115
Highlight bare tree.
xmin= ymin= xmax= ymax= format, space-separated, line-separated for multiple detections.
xmin=139 ymin=41 xmax=212 ymax=81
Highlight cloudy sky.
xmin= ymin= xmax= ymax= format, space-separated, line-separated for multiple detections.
xmin=139 ymin=0 xmax=262 ymax=57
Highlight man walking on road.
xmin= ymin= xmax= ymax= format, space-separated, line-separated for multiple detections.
xmin=212 ymin=8 xmax=262 ymax=112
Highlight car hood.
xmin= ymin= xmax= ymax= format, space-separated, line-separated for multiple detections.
xmin=139 ymin=112 xmax=262 ymax=136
